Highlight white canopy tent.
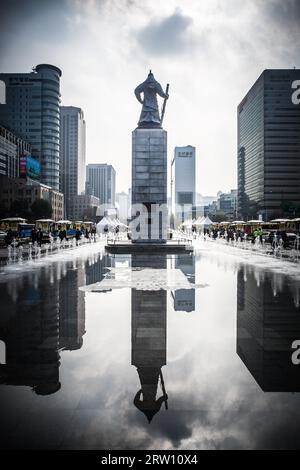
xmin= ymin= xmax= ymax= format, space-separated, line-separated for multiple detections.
xmin=194 ymin=216 xmax=205 ymax=226
xmin=114 ymin=217 xmax=128 ymax=228
xmin=97 ymin=217 xmax=129 ymax=234
xmin=197 ymin=216 xmax=214 ymax=227
xmin=110 ymin=218 xmax=118 ymax=227
xmin=96 ymin=217 xmax=116 ymax=233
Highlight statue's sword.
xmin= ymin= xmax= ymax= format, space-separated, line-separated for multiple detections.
xmin=160 ymin=84 xmax=169 ymax=126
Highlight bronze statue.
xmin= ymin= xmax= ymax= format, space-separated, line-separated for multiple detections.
xmin=135 ymin=70 xmax=169 ymax=128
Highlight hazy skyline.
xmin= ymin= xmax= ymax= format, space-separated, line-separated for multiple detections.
xmin=0 ymin=0 xmax=299 ymax=195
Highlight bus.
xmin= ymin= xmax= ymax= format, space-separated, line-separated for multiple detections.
xmin=0 ymin=217 xmax=26 ymax=233
xmin=35 ymin=219 xmax=55 ymax=243
xmin=55 ymin=220 xmax=76 ymax=239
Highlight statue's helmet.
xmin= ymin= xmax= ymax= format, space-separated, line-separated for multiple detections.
xmin=147 ymin=70 xmax=155 ymax=82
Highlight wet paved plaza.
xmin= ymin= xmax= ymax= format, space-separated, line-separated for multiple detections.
xmin=1 ymin=242 xmax=300 ymax=449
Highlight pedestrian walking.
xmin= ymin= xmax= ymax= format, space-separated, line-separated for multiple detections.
xmin=37 ymin=228 xmax=43 ymax=247
xmin=75 ymin=228 xmax=81 ymax=245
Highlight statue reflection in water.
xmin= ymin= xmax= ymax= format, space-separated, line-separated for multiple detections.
xmin=131 ymin=254 xmax=168 ymax=422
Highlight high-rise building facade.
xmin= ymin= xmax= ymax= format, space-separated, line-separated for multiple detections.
xmin=70 ymin=194 xmax=101 ymax=221
xmin=171 ymin=145 xmax=196 ymax=223
xmin=116 ymin=191 xmax=130 ymax=222
xmin=217 ymin=190 xmax=237 ymax=220
xmin=238 ymin=69 xmax=300 ymax=221
xmin=0 ymin=64 xmax=62 ymax=190
xmin=60 ymin=106 xmax=86 ymax=219
xmin=0 ymin=175 xmax=64 ymax=221
xmin=86 ymin=164 xmax=116 ymax=207
xmin=0 ymin=125 xmax=31 ymax=178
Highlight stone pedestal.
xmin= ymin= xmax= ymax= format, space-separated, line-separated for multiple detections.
xmin=132 ymin=128 xmax=167 ymax=243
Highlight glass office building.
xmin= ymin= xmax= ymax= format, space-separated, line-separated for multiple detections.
xmin=0 ymin=64 xmax=62 ymax=190
xmin=171 ymin=145 xmax=196 ymax=224
xmin=238 ymin=69 xmax=300 ymax=220
xmin=60 ymin=106 xmax=86 ymax=219
xmin=86 ymin=163 xmax=116 ymax=207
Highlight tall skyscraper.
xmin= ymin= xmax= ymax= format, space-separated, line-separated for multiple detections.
xmin=86 ymin=163 xmax=116 ymax=207
xmin=0 ymin=64 xmax=62 ymax=190
xmin=238 ymin=69 xmax=300 ymax=221
xmin=116 ymin=191 xmax=130 ymax=222
xmin=59 ymin=262 xmax=86 ymax=351
xmin=60 ymin=106 xmax=86 ymax=219
xmin=171 ymin=145 xmax=196 ymax=223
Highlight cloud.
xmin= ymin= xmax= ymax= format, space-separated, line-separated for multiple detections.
xmin=264 ymin=0 xmax=300 ymax=28
xmin=0 ymin=0 xmax=68 ymax=32
xmin=0 ymin=0 xmax=299 ymax=196
xmin=0 ymin=0 xmax=72 ymax=58
xmin=135 ymin=10 xmax=196 ymax=56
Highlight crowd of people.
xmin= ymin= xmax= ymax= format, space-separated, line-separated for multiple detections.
xmin=74 ymin=226 xmax=96 ymax=244
xmin=189 ymin=226 xmax=299 ymax=250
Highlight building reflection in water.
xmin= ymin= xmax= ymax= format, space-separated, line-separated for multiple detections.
xmin=0 ymin=273 xmax=61 ymax=395
xmin=237 ymin=266 xmax=300 ymax=391
xmin=131 ymin=254 xmax=168 ymax=423
xmin=0 ymin=252 xmax=111 ymax=395
xmin=0 ymin=250 xmax=193 ymax=416
xmin=0 ymin=340 xmax=5 ymax=365
xmin=59 ymin=265 xmax=86 ymax=351
xmin=171 ymin=254 xmax=195 ymax=312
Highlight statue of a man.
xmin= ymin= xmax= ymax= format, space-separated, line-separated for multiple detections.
xmin=135 ymin=70 xmax=169 ymax=128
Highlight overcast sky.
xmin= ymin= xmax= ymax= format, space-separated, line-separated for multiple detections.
xmin=0 ymin=0 xmax=299 ymax=195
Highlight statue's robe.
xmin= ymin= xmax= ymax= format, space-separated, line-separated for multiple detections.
xmin=135 ymin=77 xmax=167 ymax=127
